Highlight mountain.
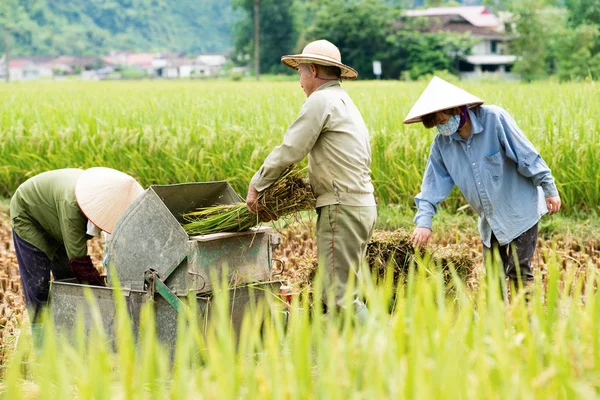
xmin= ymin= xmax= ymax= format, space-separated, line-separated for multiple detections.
xmin=0 ymin=0 xmax=236 ymax=56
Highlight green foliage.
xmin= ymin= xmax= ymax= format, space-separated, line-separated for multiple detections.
xmin=510 ymin=1 xmax=600 ymax=82
xmin=510 ymin=1 xmax=553 ymax=81
xmin=232 ymin=0 xmax=299 ymax=74
xmin=554 ymin=24 xmax=600 ymax=81
xmin=301 ymin=1 xmax=473 ymax=80
xmin=0 ymin=0 xmax=236 ymax=56
xmin=5 ymin=252 xmax=600 ymax=397
xmin=120 ymin=66 xmax=146 ymax=78
xmin=305 ymin=0 xmax=396 ymax=79
xmin=565 ymin=0 xmax=600 ymax=29
xmin=386 ymin=18 xmax=475 ymax=80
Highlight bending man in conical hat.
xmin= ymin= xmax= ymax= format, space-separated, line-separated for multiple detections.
xmin=405 ymin=77 xmax=561 ymax=293
xmin=10 ymin=168 xmax=144 ymax=328
xmin=246 ymin=40 xmax=377 ymax=319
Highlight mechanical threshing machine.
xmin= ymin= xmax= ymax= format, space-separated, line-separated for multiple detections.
xmin=49 ymin=181 xmax=284 ymax=350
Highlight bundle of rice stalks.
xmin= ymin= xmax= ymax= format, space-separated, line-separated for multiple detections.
xmin=182 ymin=166 xmax=316 ymax=236
xmin=367 ymin=230 xmax=475 ymax=286
xmin=274 ymin=227 xmax=475 ymax=290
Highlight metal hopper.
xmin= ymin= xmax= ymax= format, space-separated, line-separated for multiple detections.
xmin=49 ymin=181 xmax=284 ymax=352
xmin=107 ymin=182 xmax=281 ymax=295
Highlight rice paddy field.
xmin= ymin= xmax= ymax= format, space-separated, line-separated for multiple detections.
xmin=1 ymin=79 xmax=599 ymax=212
xmin=0 ymin=79 xmax=600 ymax=398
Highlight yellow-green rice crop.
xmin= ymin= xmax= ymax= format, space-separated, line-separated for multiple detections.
xmin=3 ymin=258 xmax=600 ymax=399
xmin=0 ymin=80 xmax=598 ymax=214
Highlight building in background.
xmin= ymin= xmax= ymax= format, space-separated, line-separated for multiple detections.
xmin=0 ymin=51 xmax=229 ymax=81
xmin=0 ymin=56 xmax=54 ymax=81
xmin=404 ymin=6 xmax=518 ymax=80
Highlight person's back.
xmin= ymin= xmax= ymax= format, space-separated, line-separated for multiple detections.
xmin=10 ymin=167 xmax=145 ymax=349
xmin=11 ymin=168 xmax=87 ymax=260
xmin=306 ymin=82 xmax=375 ymax=206
xmin=405 ymin=76 xmax=560 ymax=295
xmin=246 ymin=39 xmax=377 ymax=320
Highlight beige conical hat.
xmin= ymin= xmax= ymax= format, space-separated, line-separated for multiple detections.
xmin=281 ymin=39 xmax=358 ymax=80
xmin=75 ymin=167 xmax=144 ymax=234
xmin=403 ymin=76 xmax=484 ymax=124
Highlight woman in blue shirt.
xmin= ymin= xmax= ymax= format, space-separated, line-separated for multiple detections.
xmin=404 ymin=77 xmax=561 ymax=290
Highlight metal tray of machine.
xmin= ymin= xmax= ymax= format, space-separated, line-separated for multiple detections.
xmin=49 ymin=181 xmax=283 ymax=352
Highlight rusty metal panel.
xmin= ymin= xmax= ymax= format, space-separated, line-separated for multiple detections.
xmin=107 ymin=188 xmax=188 ymax=291
xmin=107 ymin=183 xmax=277 ymax=295
xmin=188 ymin=228 xmax=274 ymax=293
xmin=49 ymin=279 xmax=281 ymax=353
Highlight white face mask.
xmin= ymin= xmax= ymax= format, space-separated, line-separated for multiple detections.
xmin=86 ymin=220 xmax=102 ymax=238
xmin=437 ymin=114 xmax=460 ymax=136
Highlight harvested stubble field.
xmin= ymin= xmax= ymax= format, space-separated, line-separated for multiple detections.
xmin=1 ymin=212 xmax=597 ymax=367
xmin=272 ymin=221 xmax=600 ymax=289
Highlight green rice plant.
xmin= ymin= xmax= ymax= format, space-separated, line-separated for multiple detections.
xmin=182 ymin=165 xmax=315 ymax=235
xmin=1 ymin=254 xmax=600 ymax=398
xmin=0 ymin=80 xmax=598 ymax=214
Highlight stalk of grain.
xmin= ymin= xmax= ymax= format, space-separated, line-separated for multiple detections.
xmin=182 ymin=166 xmax=315 ymax=235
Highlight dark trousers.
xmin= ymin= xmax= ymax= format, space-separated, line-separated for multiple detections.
xmin=483 ymin=223 xmax=538 ymax=288
xmin=12 ymin=230 xmax=74 ymax=322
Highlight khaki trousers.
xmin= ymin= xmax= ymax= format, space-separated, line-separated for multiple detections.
xmin=316 ymin=205 xmax=377 ymax=311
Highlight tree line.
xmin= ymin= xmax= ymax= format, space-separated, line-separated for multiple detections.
xmin=0 ymin=0 xmax=236 ymax=56
xmin=232 ymin=0 xmax=600 ymax=81
xmin=1 ymin=0 xmax=598 ymax=81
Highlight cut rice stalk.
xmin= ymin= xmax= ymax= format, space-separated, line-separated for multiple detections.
xmin=182 ymin=165 xmax=315 ymax=235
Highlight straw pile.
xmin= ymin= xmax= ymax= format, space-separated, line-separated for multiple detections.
xmin=0 ymin=219 xmax=26 ymax=366
xmin=273 ymin=226 xmax=476 ymax=289
xmin=182 ymin=166 xmax=315 ymax=236
xmin=274 ymin=225 xmax=318 ymax=286
xmin=367 ymin=230 xmax=474 ymax=286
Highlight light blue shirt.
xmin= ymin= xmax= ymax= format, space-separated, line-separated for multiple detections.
xmin=414 ymin=105 xmax=558 ymax=247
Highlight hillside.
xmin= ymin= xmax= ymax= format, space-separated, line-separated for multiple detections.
xmin=0 ymin=0 xmax=236 ymax=56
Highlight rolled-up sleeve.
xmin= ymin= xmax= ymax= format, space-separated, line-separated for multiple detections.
xmin=497 ymin=110 xmax=558 ymax=197
xmin=250 ymin=95 xmax=331 ymax=192
xmin=414 ymin=141 xmax=455 ymax=230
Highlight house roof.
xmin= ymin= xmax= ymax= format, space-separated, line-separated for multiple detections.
xmin=398 ymin=11 xmax=509 ymax=39
xmin=195 ymin=54 xmax=226 ymax=66
xmin=405 ymin=6 xmax=499 ymax=28
xmin=125 ymin=53 xmax=156 ymax=67
xmin=463 ymin=55 xmax=517 ymax=65
xmin=167 ymin=58 xmax=195 ymax=67
xmin=103 ymin=52 xmax=156 ymax=67
xmin=8 ymin=59 xmax=30 ymax=68
xmin=53 ymin=56 xmax=99 ymax=67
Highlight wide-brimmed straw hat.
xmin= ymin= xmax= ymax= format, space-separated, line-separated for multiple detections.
xmin=75 ymin=167 xmax=144 ymax=234
xmin=403 ymin=76 xmax=485 ymax=124
xmin=281 ymin=39 xmax=358 ymax=80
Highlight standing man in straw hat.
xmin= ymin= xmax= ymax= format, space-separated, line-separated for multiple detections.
xmin=404 ymin=77 xmax=561 ymax=293
xmin=10 ymin=167 xmax=144 ymax=337
xmin=246 ymin=40 xmax=377 ymax=318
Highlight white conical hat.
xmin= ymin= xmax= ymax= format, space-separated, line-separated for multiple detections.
xmin=403 ymin=76 xmax=484 ymax=124
xmin=75 ymin=167 xmax=145 ymax=234
xmin=281 ymin=39 xmax=358 ymax=80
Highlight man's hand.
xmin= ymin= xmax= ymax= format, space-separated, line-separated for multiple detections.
xmin=246 ymin=183 xmax=278 ymax=222
xmin=68 ymin=256 xmax=105 ymax=287
xmin=246 ymin=183 xmax=261 ymax=214
xmin=546 ymin=196 xmax=561 ymax=215
xmin=411 ymin=227 xmax=432 ymax=249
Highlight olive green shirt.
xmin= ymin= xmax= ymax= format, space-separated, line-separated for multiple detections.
xmin=251 ymin=81 xmax=376 ymax=208
xmin=10 ymin=169 xmax=89 ymax=260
